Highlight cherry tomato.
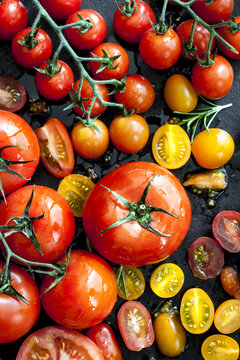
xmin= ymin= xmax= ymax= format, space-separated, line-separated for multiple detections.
xmin=212 ymin=210 xmax=240 ymax=253
xmin=0 ymin=0 xmax=28 ymax=41
xmin=35 ymin=118 xmax=74 ymax=178
xmin=191 ymin=128 xmax=235 ymax=169
xmin=115 ymin=265 xmax=145 ymax=300
xmin=0 ymin=76 xmax=27 ymax=112
xmin=82 ymin=161 xmax=191 ymax=266
xmin=58 ymin=174 xmax=95 ymax=217
xmin=152 ymin=123 xmax=191 ymax=169
xmin=0 ymin=185 xmax=75 ymax=263
xmin=217 ymin=17 xmax=240 ymax=59
xmin=214 ymin=299 xmax=240 ymax=334
xmin=192 ymin=0 xmax=234 ymax=24
xmin=117 ymin=301 xmax=155 ymax=351
xmin=188 ymin=237 xmax=224 ymax=280
xmin=0 ymin=261 xmax=40 ymax=343
xmin=201 ymin=334 xmax=239 ymax=360
xmin=16 ymin=326 xmax=105 ymax=360
xmin=139 ymin=27 xmax=181 ymax=70
xmin=180 ymin=288 xmax=214 ymax=334
xmin=41 ymin=250 xmax=118 ymax=329
xmin=109 ymin=114 xmax=149 ymax=154
xmin=164 ymin=74 xmax=198 ymax=112
xmin=65 ymin=9 xmax=107 ymax=50
xmin=71 ymin=119 xmax=109 ymax=159
xmin=40 ymin=0 xmax=82 ymax=20
xmin=11 ymin=27 xmax=53 ymax=69
xmin=191 ymin=54 xmax=234 ymax=99
xmin=220 ymin=266 xmax=240 ymax=299
xmin=114 ymin=74 xmax=155 ymax=113
xmin=0 ymin=110 xmax=40 ymax=196
xmin=89 ymin=42 xmax=129 ymax=80
xmin=113 ymin=0 xmax=155 ymax=44
xmin=86 ymin=324 xmax=122 ymax=360
xmin=150 ymin=263 xmax=184 ymax=298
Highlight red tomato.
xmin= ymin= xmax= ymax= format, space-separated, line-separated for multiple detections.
xmin=0 ymin=185 xmax=75 ymax=263
xmin=86 ymin=324 xmax=122 ymax=360
xmin=40 ymin=0 xmax=82 ymax=20
xmin=65 ymin=9 xmax=107 ymax=50
xmin=34 ymin=59 xmax=74 ymax=100
xmin=139 ymin=27 xmax=181 ymax=70
xmin=217 ymin=17 xmax=240 ymax=59
xmin=0 ymin=76 xmax=27 ymax=112
xmin=16 ymin=326 xmax=105 ymax=360
xmin=113 ymin=0 xmax=155 ymax=44
xmin=0 ymin=110 xmax=40 ymax=196
xmin=0 ymin=0 xmax=28 ymax=41
xmin=82 ymin=161 xmax=191 ymax=266
xmin=192 ymin=0 xmax=234 ymax=24
xmin=35 ymin=118 xmax=75 ymax=178
xmin=114 ymin=74 xmax=155 ymax=113
xmin=89 ymin=42 xmax=129 ymax=80
xmin=11 ymin=27 xmax=52 ymax=68
xmin=117 ymin=301 xmax=155 ymax=351
xmin=191 ymin=54 xmax=233 ymax=99
xmin=41 ymin=250 xmax=118 ymax=329
xmin=221 ymin=266 xmax=240 ymax=299
xmin=0 ymin=261 xmax=40 ymax=343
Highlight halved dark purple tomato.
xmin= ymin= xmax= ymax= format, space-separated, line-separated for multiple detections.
xmin=0 ymin=76 xmax=27 ymax=112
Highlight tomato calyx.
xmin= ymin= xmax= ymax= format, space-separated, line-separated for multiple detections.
xmin=151 ymin=19 xmax=170 ymax=35
xmin=117 ymin=0 xmax=137 ymax=18
xmin=91 ymin=49 xmax=120 ymax=74
xmin=17 ymin=27 xmax=39 ymax=49
xmin=225 ymin=16 xmax=240 ymax=34
xmin=35 ymin=57 xmax=62 ymax=77
xmin=154 ymin=300 xmax=178 ymax=318
xmin=65 ymin=13 xmax=94 ymax=34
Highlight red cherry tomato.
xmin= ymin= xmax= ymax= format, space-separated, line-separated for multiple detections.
xmin=0 ymin=0 xmax=28 ymax=41
xmin=192 ymin=0 xmax=234 ymax=24
xmin=221 ymin=266 xmax=240 ymax=300
xmin=40 ymin=0 xmax=82 ymax=20
xmin=217 ymin=17 xmax=240 ymax=59
xmin=0 ymin=76 xmax=27 ymax=112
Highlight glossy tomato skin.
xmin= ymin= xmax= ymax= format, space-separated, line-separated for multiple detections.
xmin=220 ymin=266 xmax=240 ymax=299
xmin=192 ymin=0 xmax=234 ymax=24
xmin=212 ymin=210 xmax=240 ymax=252
xmin=41 ymin=250 xmax=118 ymax=329
xmin=40 ymin=0 xmax=82 ymax=20
xmin=217 ymin=17 xmax=240 ymax=59
xmin=0 ymin=110 xmax=40 ymax=196
xmin=0 ymin=0 xmax=28 ymax=41
xmin=0 ymin=261 xmax=40 ymax=343
xmin=139 ymin=27 xmax=181 ymax=70
xmin=82 ymin=161 xmax=191 ymax=266
xmin=11 ymin=27 xmax=52 ymax=68
xmin=113 ymin=0 xmax=155 ymax=44
xmin=0 ymin=185 xmax=75 ymax=263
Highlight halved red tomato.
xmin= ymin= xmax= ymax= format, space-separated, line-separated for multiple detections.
xmin=0 ymin=76 xmax=27 ymax=112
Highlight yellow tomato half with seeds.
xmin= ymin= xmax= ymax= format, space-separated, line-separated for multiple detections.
xmin=115 ymin=265 xmax=145 ymax=300
xmin=201 ymin=334 xmax=239 ymax=360
xmin=150 ymin=263 xmax=184 ymax=298
xmin=214 ymin=299 xmax=240 ymax=334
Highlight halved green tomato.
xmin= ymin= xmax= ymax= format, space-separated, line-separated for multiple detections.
xmin=150 ymin=263 xmax=184 ymax=298
xmin=201 ymin=334 xmax=239 ymax=360
xmin=115 ymin=265 xmax=145 ymax=300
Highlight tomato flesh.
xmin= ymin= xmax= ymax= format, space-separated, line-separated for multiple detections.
xmin=214 ymin=299 xmax=240 ymax=334
xmin=0 ymin=76 xmax=27 ymax=112
xmin=150 ymin=263 xmax=184 ymax=298
xmin=116 ymin=265 xmax=145 ymax=300
xmin=212 ymin=211 xmax=240 ymax=253
xmin=201 ymin=334 xmax=239 ymax=360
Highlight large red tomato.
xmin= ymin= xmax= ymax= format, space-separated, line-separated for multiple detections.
xmin=82 ymin=161 xmax=191 ymax=266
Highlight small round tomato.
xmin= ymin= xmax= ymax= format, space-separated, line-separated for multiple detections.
xmin=214 ymin=299 xmax=240 ymax=334
xmin=65 ymin=9 xmax=107 ymax=50
xmin=89 ymin=42 xmax=129 ymax=80
xmin=191 ymin=128 xmax=235 ymax=169
xmin=71 ymin=119 xmax=109 ymax=159
xmin=16 ymin=326 xmax=104 ymax=360
xmin=217 ymin=17 xmax=240 ymax=59
xmin=180 ymin=288 xmax=214 ymax=334
xmin=58 ymin=174 xmax=95 ymax=217
xmin=212 ymin=210 xmax=240 ymax=253
xmin=116 ymin=265 xmax=145 ymax=300
xmin=0 ymin=76 xmax=27 ymax=112
xmin=220 ymin=266 xmax=240 ymax=299
xmin=35 ymin=118 xmax=75 ymax=178
xmin=188 ymin=237 xmax=224 ymax=280
xmin=152 ymin=123 xmax=191 ymax=169
xmin=191 ymin=54 xmax=234 ymax=99
xmin=40 ymin=0 xmax=82 ymax=20
xmin=41 ymin=250 xmax=118 ymax=329
xmin=192 ymin=0 xmax=234 ymax=24
xmin=109 ymin=114 xmax=149 ymax=154
xmin=0 ymin=0 xmax=28 ymax=41
xmin=150 ymin=263 xmax=184 ymax=298
xmin=164 ymin=74 xmax=198 ymax=112
xmin=201 ymin=334 xmax=239 ymax=360
xmin=117 ymin=301 xmax=155 ymax=351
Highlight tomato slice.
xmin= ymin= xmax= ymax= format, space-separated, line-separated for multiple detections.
xmin=117 ymin=300 xmax=155 ymax=351
xmin=115 ymin=265 xmax=145 ymax=300
xmin=150 ymin=263 xmax=184 ymax=298
xmin=35 ymin=118 xmax=75 ymax=178
xmin=58 ymin=174 xmax=95 ymax=217
xmin=16 ymin=326 xmax=105 ymax=359
xmin=214 ymin=299 xmax=240 ymax=334
xmin=220 ymin=266 xmax=240 ymax=299
xmin=201 ymin=334 xmax=239 ymax=360
xmin=0 ymin=76 xmax=27 ymax=112
xmin=152 ymin=123 xmax=191 ymax=169
xmin=180 ymin=288 xmax=214 ymax=334
xmin=212 ymin=211 xmax=240 ymax=253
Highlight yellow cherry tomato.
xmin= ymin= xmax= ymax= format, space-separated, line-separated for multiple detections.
xmin=115 ymin=265 xmax=145 ymax=300
xmin=214 ymin=299 xmax=240 ymax=334
xmin=150 ymin=263 xmax=184 ymax=298
xmin=201 ymin=334 xmax=239 ymax=360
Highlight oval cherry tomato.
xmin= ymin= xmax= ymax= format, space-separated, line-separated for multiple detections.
xmin=150 ymin=263 xmax=184 ymax=298
xmin=192 ymin=0 xmax=234 ymax=24
xmin=117 ymin=301 xmax=155 ymax=351
xmin=217 ymin=17 xmax=240 ymax=59
xmin=152 ymin=123 xmax=191 ymax=169
xmin=220 ymin=266 xmax=240 ymax=299
xmin=65 ymin=9 xmax=107 ymax=50
xmin=115 ymin=265 xmax=145 ymax=300
xmin=0 ymin=76 xmax=27 ymax=112
xmin=41 ymin=250 xmax=118 ymax=329
xmin=212 ymin=210 xmax=240 ymax=253
xmin=109 ymin=114 xmax=149 ymax=154
xmin=40 ymin=0 xmax=82 ymax=20
xmin=201 ymin=334 xmax=239 ymax=360
xmin=0 ymin=0 xmax=28 ymax=41
xmin=191 ymin=128 xmax=235 ymax=169
xmin=214 ymin=299 xmax=240 ymax=334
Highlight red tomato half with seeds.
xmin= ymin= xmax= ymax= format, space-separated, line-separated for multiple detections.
xmin=0 ymin=0 xmax=28 ymax=41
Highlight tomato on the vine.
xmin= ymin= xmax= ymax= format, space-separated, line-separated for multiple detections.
xmin=192 ymin=0 xmax=234 ymax=24
xmin=0 ymin=76 xmax=27 ymax=112
xmin=217 ymin=17 xmax=240 ymax=59
xmin=150 ymin=263 xmax=184 ymax=298
xmin=212 ymin=210 xmax=240 ymax=252
xmin=201 ymin=334 xmax=239 ymax=360
xmin=220 ymin=266 xmax=240 ymax=299
xmin=40 ymin=0 xmax=82 ymax=20
xmin=0 ymin=0 xmax=28 ymax=41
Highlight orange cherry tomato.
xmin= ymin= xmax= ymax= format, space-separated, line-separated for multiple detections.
xmin=214 ymin=299 xmax=240 ymax=334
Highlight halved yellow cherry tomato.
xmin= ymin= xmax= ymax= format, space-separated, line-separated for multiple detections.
xmin=152 ymin=124 xmax=191 ymax=169
xmin=115 ymin=265 xmax=145 ymax=300
xmin=201 ymin=334 xmax=239 ymax=360
xmin=150 ymin=263 xmax=184 ymax=298
xmin=214 ymin=299 xmax=240 ymax=334
xmin=57 ymin=174 xmax=95 ymax=217
xmin=180 ymin=288 xmax=214 ymax=334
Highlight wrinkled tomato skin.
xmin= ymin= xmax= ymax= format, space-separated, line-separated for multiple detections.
xmin=0 ymin=110 xmax=40 ymax=196
xmin=0 ymin=0 xmax=28 ymax=41
xmin=192 ymin=0 xmax=234 ymax=24
xmin=82 ymin=161 xmax=191 ymax=266
xmin=41 ymin=250 xmax=118 ymax=329
xmin=217 ymin=17 xmax=240 ymax=59
xmin=40 ymin=0 xmax=82 ymax=20
xmin=220 ymin=266 xmax=240 ymax=300
xmin=0 ymin=185 xmax=75 ymax=264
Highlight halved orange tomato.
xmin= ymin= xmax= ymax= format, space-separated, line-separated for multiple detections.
xmin=150 ymin=263 xmax=184 ymax=298
xmin=214 ymin=299 xmax=240 ymax=334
